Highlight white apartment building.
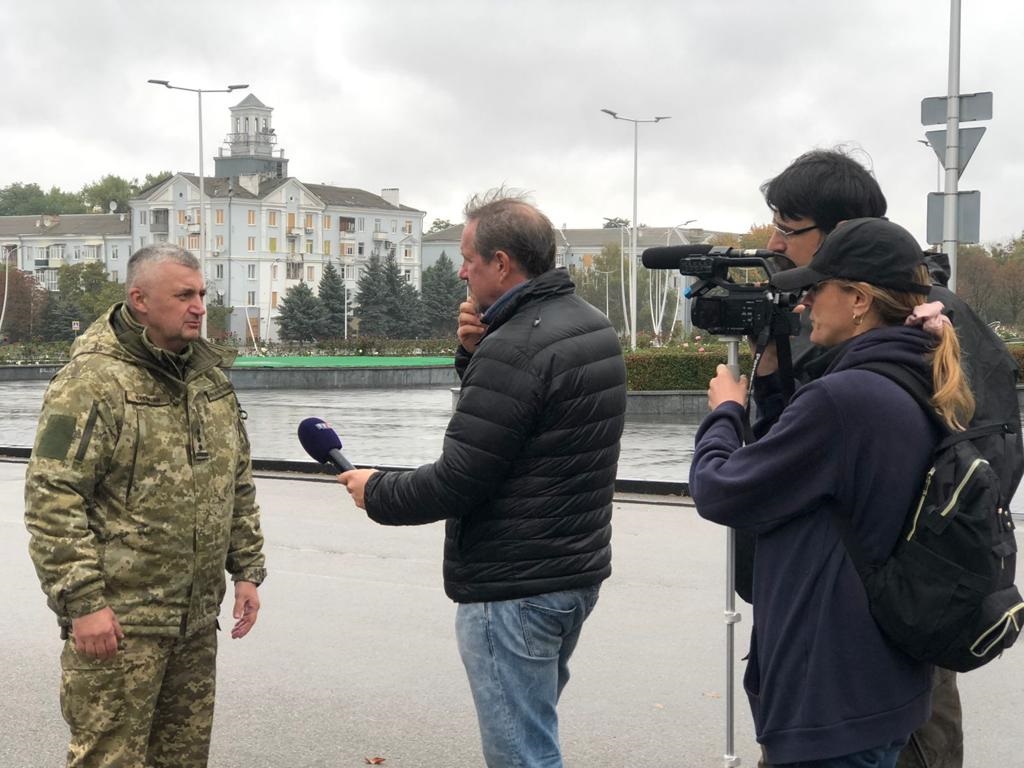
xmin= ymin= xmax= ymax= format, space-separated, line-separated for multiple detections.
xmin=0 ymin=213 xmax=132 ymax=291
xmin=129 ymin=94 xmax=425 ymax=342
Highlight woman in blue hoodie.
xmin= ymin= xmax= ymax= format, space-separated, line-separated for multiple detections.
xmin=690 ymin=218 xmax=974 ymax=768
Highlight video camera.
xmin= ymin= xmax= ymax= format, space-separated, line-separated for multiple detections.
xmin=641 ymin=245 xmax=803 ymax=338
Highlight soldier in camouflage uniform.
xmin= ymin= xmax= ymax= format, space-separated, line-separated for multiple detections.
xmin=25 ymin=243 xmax=267 ymax=768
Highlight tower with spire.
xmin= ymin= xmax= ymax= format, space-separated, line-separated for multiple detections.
xmin=214 ymin=94 xmax=289 ymax=180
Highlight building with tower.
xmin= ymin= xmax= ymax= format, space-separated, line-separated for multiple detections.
xmin=130 ymin=94 xmax=425 ymax=342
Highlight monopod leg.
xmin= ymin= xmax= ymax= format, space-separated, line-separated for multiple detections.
xmin=722 ymin=336 xmax=743 ymax=767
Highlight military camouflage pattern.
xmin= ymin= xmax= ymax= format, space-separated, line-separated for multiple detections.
xmin=61 ymin=627 xmax=217 ymax=767
xmin=25 ymin=302 xmax=266 ymax=637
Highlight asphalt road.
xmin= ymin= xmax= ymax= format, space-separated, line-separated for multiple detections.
xmin=3 ymin=461 xmax=1022 ymax=767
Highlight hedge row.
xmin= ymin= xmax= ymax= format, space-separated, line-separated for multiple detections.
xmin=2 ymin=339 xmax=1023 ymax=389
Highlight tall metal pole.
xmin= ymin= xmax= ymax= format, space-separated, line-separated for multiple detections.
xmin=601 ymin=109 xmax=670 ymax=350
xmin=630 ymin=121 xmax=639 ymax=350
xmin=147 ymin=79 xmax=249 ymax=337
xmin=197 ymin=89 xmax=207 ymax=337
xmin=721 ymin=337 xmax=743 ymax=768
xmin=943 ymin=0 xmax=962 ymax=292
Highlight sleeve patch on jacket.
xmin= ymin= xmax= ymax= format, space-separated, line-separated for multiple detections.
xmin=36 ymin=413 xmax=77 ymax=460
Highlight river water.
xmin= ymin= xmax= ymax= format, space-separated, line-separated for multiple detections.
xmin=4 ymin=380 xmax=1022 ymax=515
xmin=0 ymin=381 xmax=695 ymax=482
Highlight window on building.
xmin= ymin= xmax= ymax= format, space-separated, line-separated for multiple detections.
xmin=216 ymin=209 xmax=224 ymax=225
xmin=248 ymin=264 xmax=256 ymax=279
xmin=215 ymin=264 xmax=224 ymax=279
xmin=247 ymin=210 xmax=256 ymax=226
xmin=192 ymin=208 xmax=201 ymax=225
xmin=403 ymin=247 xmax=412 ymax=260
xmin=304 ymin=214 xmax=314 ymax=229
xmin=236 ymin=117 xmax=241 ymax=132
xmin=324 ymin=215 xmax=332 ymax=230
xmin=357 ymin=242 xmax=364 ymax=256
xmin=215 ymin=235 xmax=224 ymax=249
xmin=178 ymin=210 xmax=187 ymax=225
xmin=339 ymin=216 xmax=355 ymax=233
xmin=324 ymin=241 xmax=331 ymax=256
xmin=269 ymin=237 xmax=278 ymax=253
xmin=345 ymin=244 xmax=355 ymax=257
xmin=403 ymin=220 xmax=413 ymax=234
xmin=271 ymin=291 xmax=278 ymax=308
xmin=374 ymin=218 xmax=383 ymax=233
xmin=269 ymin=211 xmax=278 ymax=226
xmin=244 ymin=117 xmax=250 ymax=133
xmin=111 ymin=270 xmax=119 ymax=282
xmin=262 ymin=118 xmax=267 ymax=132
xmin=403 ymin=269 xmax=412 ymax=282
xmin=139 ymin=210 xmax=148 ymax=225
xmin=247 ymin=236 xmax=256 ymax=252
xmin=287 ymin=262 xmax=302 ymax=280
xmin=391 ymin=219 xmax=397 ymax=233
xmin=111 ymin=246 xmax=119 ymax=260
xmin=306 ymin=266 xmax=315 ymax=282
xmin=71 ymin=247 xmax=80 ymax=261
xmin=247 ymin=290 xmax=256 ymax=305
xmin=188 ymin=235 xmax=200 ymax=250
xmin=177 ymin=236 xmax=185 ymax=248
xmin=139 ymin=236 xmax=147 ymax=249
xmin=305 ymin=240 xmax=313 ymax=254
xmin=287 ymin=213 xmax=296 ymax=229
xmin=271 ymin=264 xmax=278 ymax=280
xmin=357 ymin=217 xmax=365 ymax=231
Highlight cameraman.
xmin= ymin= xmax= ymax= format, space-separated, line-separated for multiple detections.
xmin=741 ymin=148 xmax=1023 ymax=768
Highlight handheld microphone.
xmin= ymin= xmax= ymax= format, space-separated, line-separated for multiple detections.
xmin=297 ymin=417 xmax=356 ymax=473
xmin=641 ymin=245 xmax=782 ymax=270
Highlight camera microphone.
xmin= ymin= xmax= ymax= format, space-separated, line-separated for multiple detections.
xmin=297 ymin=417 xmax=356 ymax=472
xmin=642 ymin=245 xmax=782 ymax=270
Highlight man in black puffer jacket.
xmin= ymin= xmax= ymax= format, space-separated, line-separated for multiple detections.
xmin=340 ymin=189 xmax=627 ymax=768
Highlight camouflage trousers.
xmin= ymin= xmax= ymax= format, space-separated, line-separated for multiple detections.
xmin=60 ymin=626 xmax=218 ymax=768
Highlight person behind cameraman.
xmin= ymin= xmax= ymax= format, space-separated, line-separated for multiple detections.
xmin=692 ymin=217 xmax=976 ymax=767
xmin=745 ymin=148 xmax=1023 ymax=768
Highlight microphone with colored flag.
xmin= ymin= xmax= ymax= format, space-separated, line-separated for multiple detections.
xmin=297 ymin=417 xmax=356 ymax=473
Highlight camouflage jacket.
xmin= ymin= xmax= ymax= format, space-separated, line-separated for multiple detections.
xmin=25 ymin=304 xmax=266 ymax=637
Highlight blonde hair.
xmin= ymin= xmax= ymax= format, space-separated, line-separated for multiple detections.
xmin=836 ymin=266 xmax=975 ymax=430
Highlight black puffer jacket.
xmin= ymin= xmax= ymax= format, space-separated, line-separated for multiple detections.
xmin=364 ymin=268 xmax=627 ymax=602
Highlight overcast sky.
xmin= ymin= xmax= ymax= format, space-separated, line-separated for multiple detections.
xmin=2 ymin=0 xmax=1021 ymax=244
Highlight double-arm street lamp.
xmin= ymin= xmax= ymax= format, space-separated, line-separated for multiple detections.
xmin=601 ymin=109 xmax=670 ymax=350
xmin=147 ymin=79 xmax=249 ymax=337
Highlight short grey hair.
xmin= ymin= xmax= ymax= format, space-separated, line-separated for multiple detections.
xmin=463 ymin=187 xmax=555 ymax=278
xmin=126 ymin=243 xmax=201 ymax=293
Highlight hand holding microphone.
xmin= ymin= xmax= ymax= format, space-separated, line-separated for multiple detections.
xmin=296 ymin=417 xmax=376 ymax=509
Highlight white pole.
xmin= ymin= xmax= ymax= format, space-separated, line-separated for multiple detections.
xmin=197 ymin=90 xmax=209 ymax=337
xmin=0 ymin=246 xmax=12 ymax=337
xmin=630 ymin=122 xmax=639 ymax=350
xmin=943 ymin=0 xmax=962 ymax=292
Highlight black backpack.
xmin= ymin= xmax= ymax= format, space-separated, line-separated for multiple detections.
xmin=835 ymin=361 xmax=1024 ymax=672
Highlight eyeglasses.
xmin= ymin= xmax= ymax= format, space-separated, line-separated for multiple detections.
xmin=773 ymin=222 xmax=820 ymax=239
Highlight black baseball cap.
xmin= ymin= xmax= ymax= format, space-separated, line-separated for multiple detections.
xmin=770 ymin=218 xmax=931 ymax=294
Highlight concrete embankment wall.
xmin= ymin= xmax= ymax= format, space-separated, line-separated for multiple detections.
xmin=5 ymin=364 xmax=1024 ymax=413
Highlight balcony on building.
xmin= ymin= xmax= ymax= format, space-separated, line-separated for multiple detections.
xmin=372 ymin=231 xmax=388 ymax=242
xmin=151 ymin=209 xmax=170 ymax=234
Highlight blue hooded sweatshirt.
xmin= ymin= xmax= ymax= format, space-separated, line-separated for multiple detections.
xmin=690 ymin=326 xmax=937 ymax=764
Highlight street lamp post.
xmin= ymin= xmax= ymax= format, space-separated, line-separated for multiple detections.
xmin=601 ymin=109 xmax=670 ymax=350
xmin=147 ymin=79 xmax=249 ymax=337
xmin=0 ymin=244 xmax=21 ymax=339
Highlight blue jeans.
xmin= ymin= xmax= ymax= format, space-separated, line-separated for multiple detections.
xmin=455 ymin=586 xmax=601 ymax=768
xmin=772 ymin=739 xmax=908 ymax=768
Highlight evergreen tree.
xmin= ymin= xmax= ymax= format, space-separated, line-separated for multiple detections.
xmin=38 ymin=294 xmax=82 ymax=342
xmin=420 ymin=251 xmax=465 ymax=336
xmin=380 ymin=253 xmax=422 ymax=338
xmin=317 ymin=261 xmax=348 ymax=339
xmin=275 ymin=281 xmax=327 ymax=341
xmin=353 ymin=254 xmax=392 ymax=337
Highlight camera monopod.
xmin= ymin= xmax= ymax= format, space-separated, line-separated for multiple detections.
xmin=719 ymin=334 xmax=745 ymax=768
